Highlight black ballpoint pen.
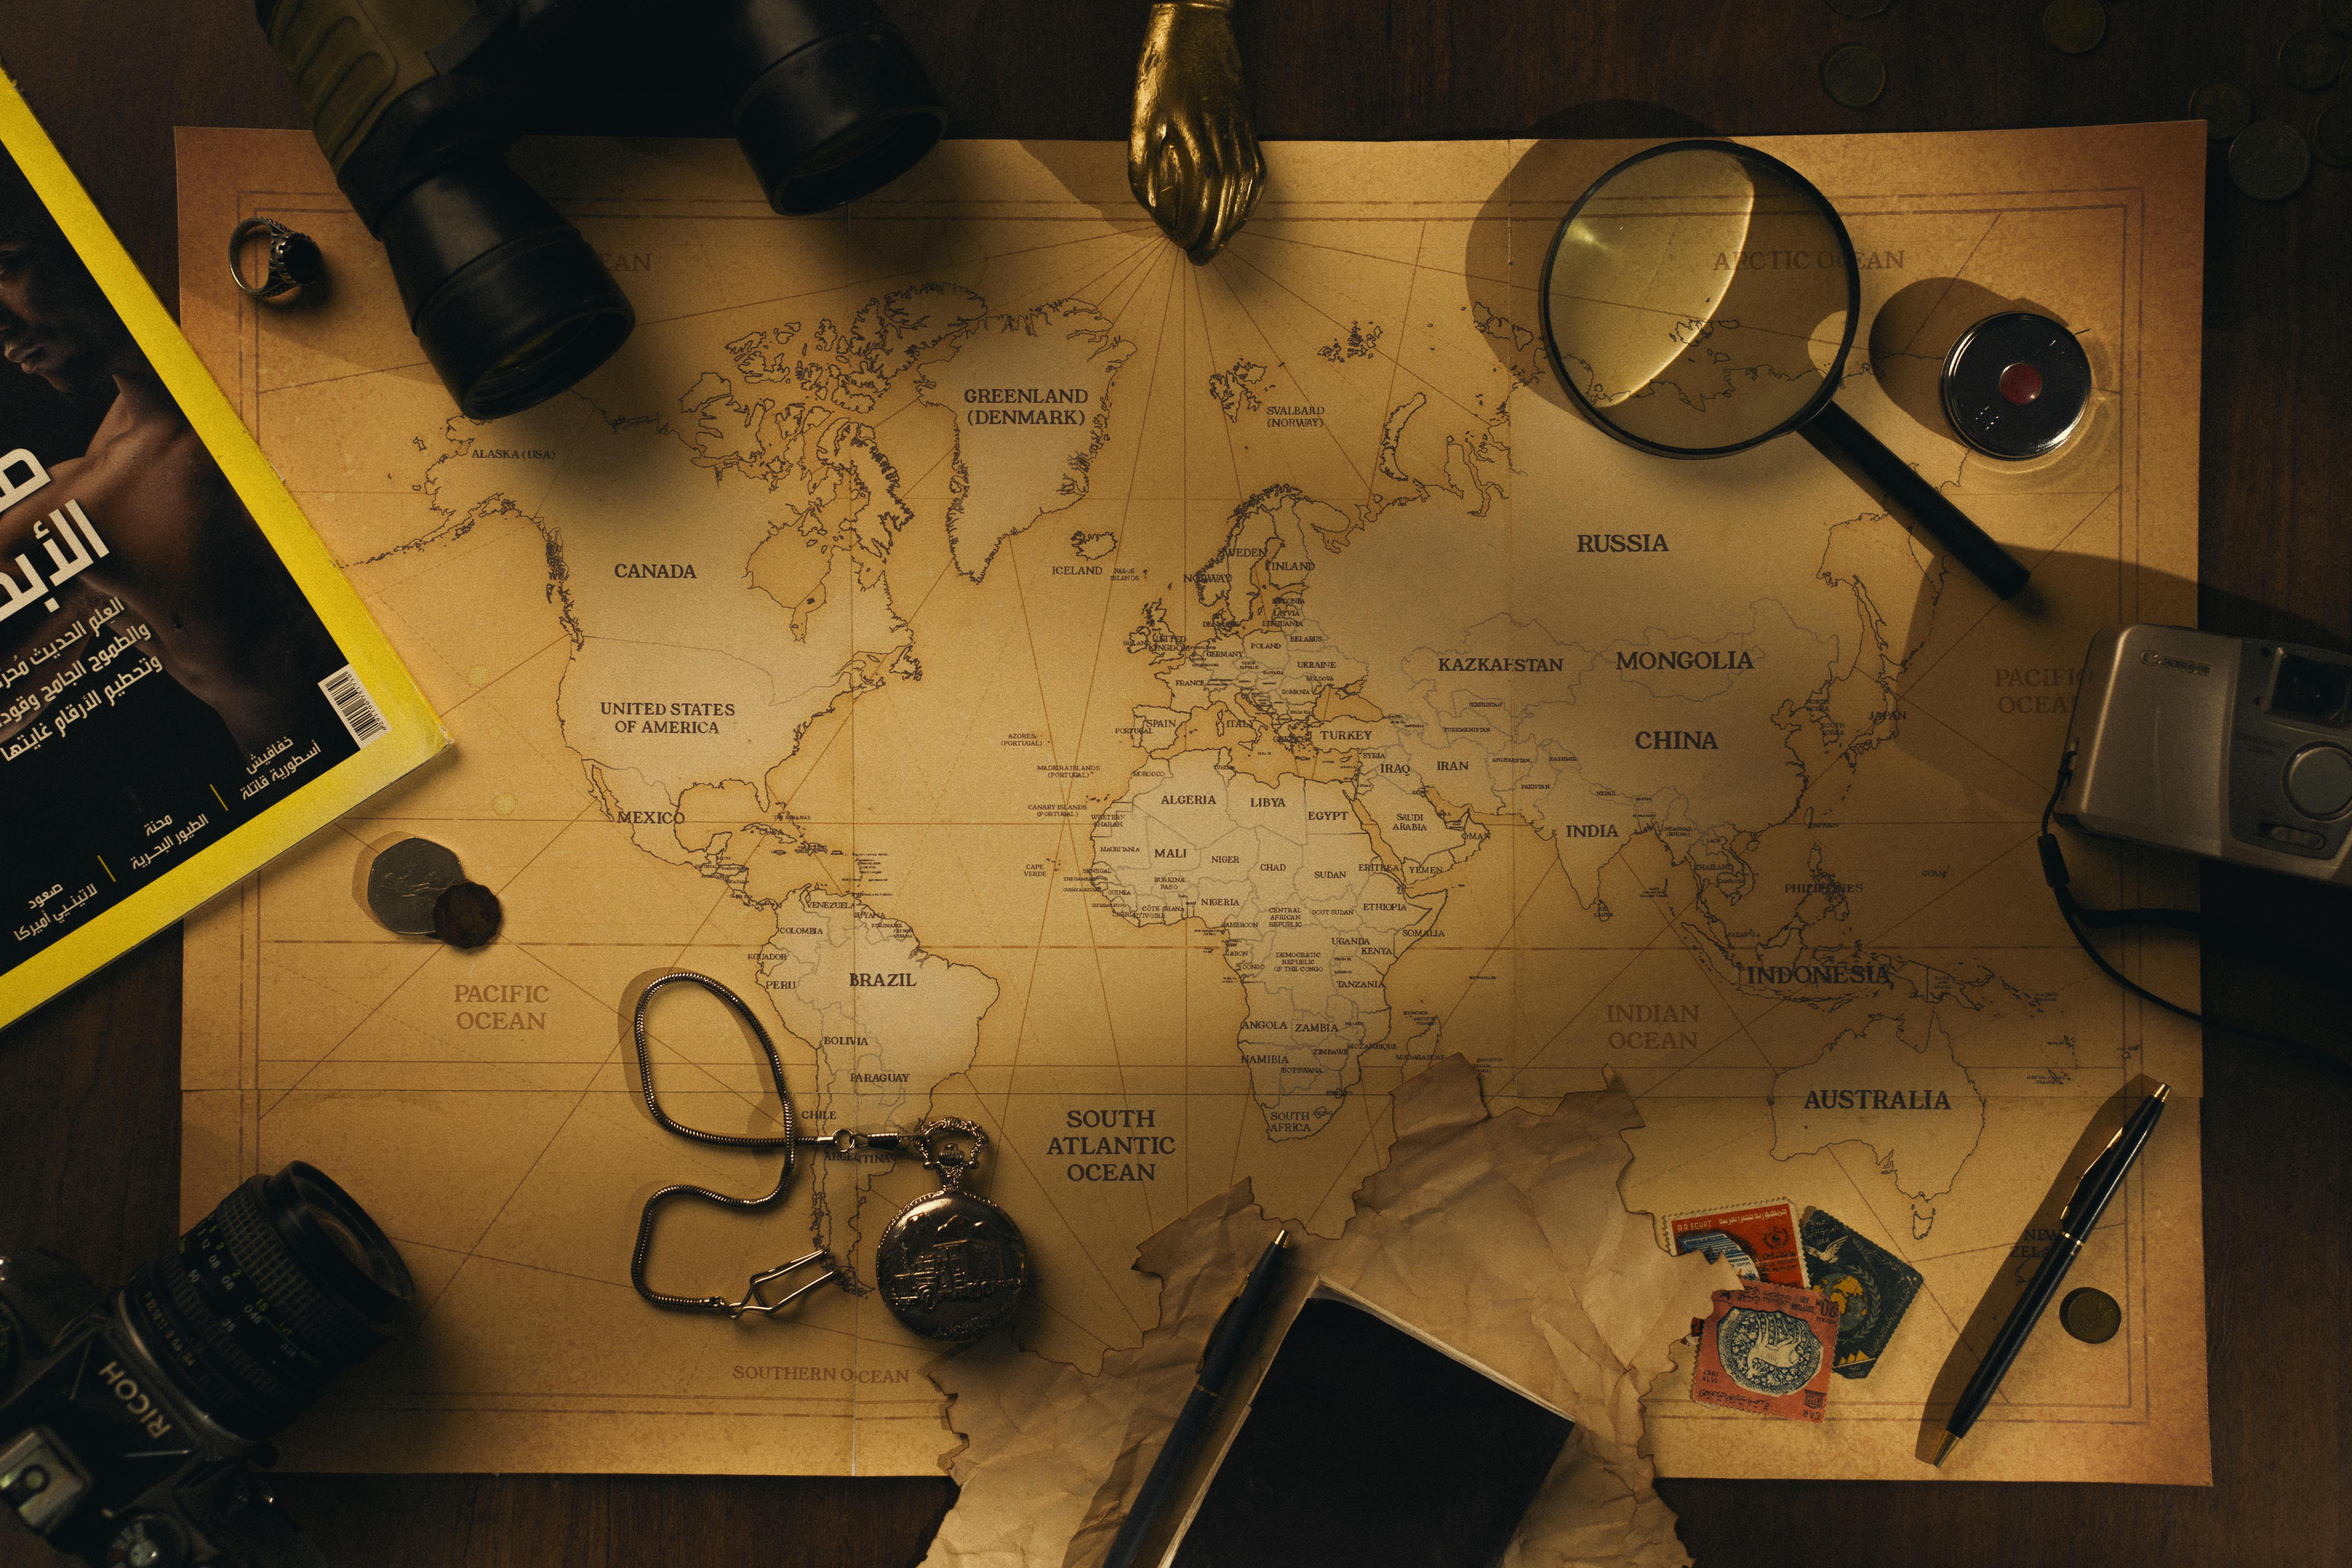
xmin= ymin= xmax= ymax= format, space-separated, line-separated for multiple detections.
xmin=1102 ymin=1230 xmax=1291 ymax=1568
xmin=1934 ymin=1084 xmax=2170 ymax=1466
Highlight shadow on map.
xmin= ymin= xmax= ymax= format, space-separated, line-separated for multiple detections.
xmin=1883 ymin=544 xmax=2352 ymax=1064
xmin=1015 ymin=140 xmax=1154 ymax=235
xmin=1864 ymin=277 xmax=2115 ymax=472
xmin=1879 ymin=544 xmax=2176 ymax=828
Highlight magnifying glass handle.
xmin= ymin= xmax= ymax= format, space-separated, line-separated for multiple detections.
xmin=1808 ymin=402 xmax=2030 ymax=601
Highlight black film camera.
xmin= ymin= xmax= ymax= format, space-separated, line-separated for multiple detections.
xmin=1 ymin=1164 xmax=414 ymax=1568
xmin=256 ymin=0 xmax=947 ymax=419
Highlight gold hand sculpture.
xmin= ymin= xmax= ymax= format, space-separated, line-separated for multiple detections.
xmin=1130 ymin=0 xmax=1265 ymax=263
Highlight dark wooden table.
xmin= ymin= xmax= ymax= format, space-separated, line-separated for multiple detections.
xmin=2 ymin=2 xmax=2347 ymax=1564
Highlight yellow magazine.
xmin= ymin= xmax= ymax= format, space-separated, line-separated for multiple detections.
xmin=0 ymin=72 xmax=443 ymax=1028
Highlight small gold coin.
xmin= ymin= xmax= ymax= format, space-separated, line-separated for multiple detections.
xmin=2280 ymin=28 xmax=2346 ymax=91
xmin=1822 ymin=43 xmax=1887 ymax=107
xmin=2313 ymin=103 xmax=2352 ymax=167
xmin=2188 ymin=81 xmax=2253 ymax=141
xmin=2042 ymin=0 xmax=2106 ymax=54
xmin=2059 ymin=1286 xmax=2122 ymax=1344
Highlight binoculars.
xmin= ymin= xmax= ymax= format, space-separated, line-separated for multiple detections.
xmin=256 ymin=0 xmax=945 ymax=420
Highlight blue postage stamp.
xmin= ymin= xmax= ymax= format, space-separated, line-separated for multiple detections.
xmin=1798 ymin=1208 xmax=1923 ymax=1379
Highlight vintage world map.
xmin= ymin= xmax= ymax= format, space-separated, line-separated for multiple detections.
xmin=180 ymin=127 xmax=2208 ymax=1482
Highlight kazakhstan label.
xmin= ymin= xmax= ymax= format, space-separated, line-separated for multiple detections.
xmin=1437 ymin=656 xmax=1566 ymax=672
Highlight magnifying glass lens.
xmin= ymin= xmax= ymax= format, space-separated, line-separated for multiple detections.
xmin=1536 ymin=140 xmax=2030 ymax=601
xmin=1541 ymin=145 xmax=1854 ymax=455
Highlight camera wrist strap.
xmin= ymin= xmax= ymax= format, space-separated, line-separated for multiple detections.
xmin=2037 ymin=751 xmax=2346 ymax=1070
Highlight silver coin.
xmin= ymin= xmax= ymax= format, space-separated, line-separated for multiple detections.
xmin=365 ymin=838 xmax=465 ymax=935
xmin=2279 ymin=28 xmax=2346 ymax=92
xmin=2187 ymin=81 xmax=2253 ymax=141
xmin=2229 ymin=119 xmax=2312 ymax=200
xmin=2315 ymin=102 xmax=2352 ymax=169
xmin=1821 ymin=44 xmax=1887 ymax=107
xmin=2041 ymin=0 xmax=2105 ymax=54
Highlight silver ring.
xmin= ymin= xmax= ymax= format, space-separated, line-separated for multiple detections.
xmin=228 ymin=217 xmax=324 ymax=303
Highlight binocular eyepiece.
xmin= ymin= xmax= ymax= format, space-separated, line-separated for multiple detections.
xmin=258 ymin=0 xmax=945 ymax=421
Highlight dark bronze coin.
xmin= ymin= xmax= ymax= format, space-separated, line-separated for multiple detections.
xmin=1827 ymin=0 xmax=1890 ymax=15
xmin=875 ymin=1188 xmax=1029 ymax=1341
xmin=366 ymin=837 xmax=464 ymax=935
xmin=2059 ymin=1286 xmax=2122 ymax=1344
xmin=2041 ymin=0 xmax=2106 ymax=54
xmin=2187 ymin=81 xmax=2254 ymax=141
xmin=1821 ymin=44 xmax=1887 ymax=107
xmin=431 ymin=880 xmax=504 ymax=950
xmin=2280 ymin=28 xmax=2346 ymax=92
xmin=2229 ymin=119 xmax=2313 ymax=200
xmin=2315 ymin=103 xmax=2352 ymax=168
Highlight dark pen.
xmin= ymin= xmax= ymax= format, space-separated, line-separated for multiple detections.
xmin=1102 ymin=1230 xmax=1291 ymax=1568
xmin=1934 ymin=1084 xmax=2170 ymax=1466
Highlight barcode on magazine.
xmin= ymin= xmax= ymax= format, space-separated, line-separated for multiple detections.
xmin=319 ymin=664 xmax=388 ymax=748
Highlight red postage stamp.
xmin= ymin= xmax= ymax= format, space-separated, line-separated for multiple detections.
xmin=1665 ymin=1199 xmax=1808 ymax=1287
xmin=1691 ymin=1281 xmax=1841 ymax=1422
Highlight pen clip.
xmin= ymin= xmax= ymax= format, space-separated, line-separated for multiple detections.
xmin=2056 ymin=1125 xmax=2123 ymax=1238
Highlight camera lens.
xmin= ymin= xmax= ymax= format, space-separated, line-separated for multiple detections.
xmin=122 ymin=1164 xmax=413 ymax=1441
xmin=376 ymin=159 xmax=634 ymax=421
xmin=708 ymin=0 xmax=947 ymax=214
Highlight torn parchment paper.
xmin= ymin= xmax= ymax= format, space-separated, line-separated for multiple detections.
xmin=920 ymin=1058 xmax=1731 ymax=1568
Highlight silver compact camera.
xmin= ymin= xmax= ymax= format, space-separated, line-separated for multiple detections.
xmin=2056 ymin=625 xmax=2352 ymax=883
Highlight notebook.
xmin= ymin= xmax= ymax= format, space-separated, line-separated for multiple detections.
xmin=1163 ymin=1283 xmax=1575 ymax=1568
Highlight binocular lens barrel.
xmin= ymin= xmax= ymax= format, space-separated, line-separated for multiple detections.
xmin=714 ymin=0 xmax=946 ymax=214
xmin=378 ymin=158 xmax=634 ymax=421
xmin=260 ymin=0 xmax=945 ymax=419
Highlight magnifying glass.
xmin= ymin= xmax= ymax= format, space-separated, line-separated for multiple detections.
xmin=1537 ymin=140 xmax=2030 ymax=601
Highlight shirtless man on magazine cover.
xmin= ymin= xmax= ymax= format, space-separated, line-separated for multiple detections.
xmin=0 ymin=157 xmax=345 ymax=760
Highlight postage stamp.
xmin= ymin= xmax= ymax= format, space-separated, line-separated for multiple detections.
xmin=1691 ymin=1281 xmax=1841 ymax=1422
xmin=1798 ymin=1208 xmax=1924 ymax=1378
xmin=1664 ymin=1199 xmax=1808 ymax=1287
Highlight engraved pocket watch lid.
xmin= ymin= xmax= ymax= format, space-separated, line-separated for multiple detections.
xmin=870 ymin=1120 xmax=1032 ymax=1341
xmin=875 ymin=1186 xmax=1030 ymax=1342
